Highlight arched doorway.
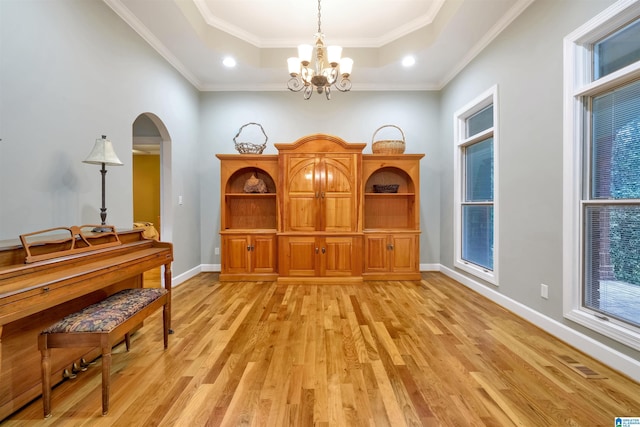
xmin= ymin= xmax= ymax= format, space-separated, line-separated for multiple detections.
xmin=132 ymin=112 xmax=173 ymax=242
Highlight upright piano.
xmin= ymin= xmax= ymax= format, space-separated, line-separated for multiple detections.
xmin=0 ymin=225 xmax=173 ymax=421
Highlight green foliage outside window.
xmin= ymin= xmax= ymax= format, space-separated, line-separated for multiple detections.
xmin=609 ymin=116 xmax=640 ymax=285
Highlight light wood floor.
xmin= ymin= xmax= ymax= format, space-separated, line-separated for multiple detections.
xmin=4 ymin=272 xmax=640 ymax=426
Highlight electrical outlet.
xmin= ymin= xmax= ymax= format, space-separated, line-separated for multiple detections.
xmin=215 ymin=247 xmax=219 ymax=255
xmin=541 ymin=283 xmax=549 ymax=299
xmin=178 ymin=195 xmax=183 ymax=205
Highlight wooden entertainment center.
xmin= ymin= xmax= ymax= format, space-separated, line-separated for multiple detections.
xmin=217 ymin=133 xmax=424 ymax=282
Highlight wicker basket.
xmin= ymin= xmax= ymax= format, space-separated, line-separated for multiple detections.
xmin=233 ymin=122 xmax=268 ymax=154
xmin=371 ymin=124 xmax=406 ymax=154
xmin=373 ymin=184 xmax=399 ymax=193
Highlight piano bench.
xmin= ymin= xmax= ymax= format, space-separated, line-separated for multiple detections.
xmin=38 ymin=287 xmax=170 ymax=418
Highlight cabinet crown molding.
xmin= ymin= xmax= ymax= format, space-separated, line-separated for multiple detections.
xmin=274 ymin=133 xmax=366 ymax=153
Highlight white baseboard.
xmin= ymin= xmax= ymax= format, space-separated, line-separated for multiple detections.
xmin=420 ymin=263 xmax=441 ymax=271
xmin=172 ymin=265 xmax=205 ymax=287
xmin=201 ymin=263 xmax=221 ymax=273
xmin=438 ymin=264 xmax=640 ymax=383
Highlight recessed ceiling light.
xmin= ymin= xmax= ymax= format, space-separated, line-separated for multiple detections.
xmin=223 ymin=57 xmax=236 ymax=68
xmin=402 ymin=56 xmax=416 ymax=67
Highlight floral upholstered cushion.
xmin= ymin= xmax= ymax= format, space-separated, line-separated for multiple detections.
xmin=43 ymin=288 xmax=168 ymax=334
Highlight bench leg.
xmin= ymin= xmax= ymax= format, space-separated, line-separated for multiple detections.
xmin=163 ymin=303 xmax=169 ymax=349
xmin=101 ymin=346 xmax=111 ymax=416
xmin=41 ymin=347 xmax=52 ymax=418
xmin=124 ymin=333 xmax=131 ymax=351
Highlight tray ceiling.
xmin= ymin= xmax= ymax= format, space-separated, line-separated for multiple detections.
xmin=105 ymin=0 xmax=534 ymax=91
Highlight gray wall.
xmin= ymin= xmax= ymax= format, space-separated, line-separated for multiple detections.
xmin=439 ymin=0 xmax=639 ymax=360
xmin=0 ymin=0 xmax=202 ymax=276
xmin=198 ymin=91 xmax=441 ymax=267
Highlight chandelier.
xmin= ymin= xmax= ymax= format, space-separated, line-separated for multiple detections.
xmin=286 ymin=0 xmax=353 ymax=100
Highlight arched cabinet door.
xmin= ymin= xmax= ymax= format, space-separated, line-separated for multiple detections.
xmin=319 ymin=155 xmax=357 ymax=232
xmin=284 ymin=155 xmax=319 ymax=232
xmin=283 ymin=153 xmax=358 ymax=232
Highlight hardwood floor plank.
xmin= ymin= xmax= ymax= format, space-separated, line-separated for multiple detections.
xmin=347 ymin=367 xmax=374 ymax=424
xmin=139 ymin=376 xmax=194 ymax=427
xmin=372 ymin=321 xmax=406 ymax=366
xmin=359 ymin=324 xmax=381 ymax=362
xmin=327 ymin=375 xmax=346 ymax=426
xmin=397 ymin=360 xmax=434 ymax=420
xmin=171 ymin=384 xmax=219 ymax=426
xmin=218 ymin=363 xmax=262 ymax=426
xmin=250 ymin=397 xmax=271 ymax=427
xmin=370 ymin=359 xmax=408 ymax=426
xmin=4 ymin=272 xmax=640 ymax=426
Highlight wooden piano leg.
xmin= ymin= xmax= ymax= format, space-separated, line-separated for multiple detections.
xmin=39 ymin=335 xmax=52 ymax=418
xmin=101 ymin=345 xmax=111 ymax=416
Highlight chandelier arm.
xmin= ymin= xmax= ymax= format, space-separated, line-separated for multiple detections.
xmin=326 ymin=67 xmax=338 ymax=85
xmin=303 ymin=85 xmax=313 ymax=99
xmin=334 ymin=77 xmax=352 ymax=92
xmin=287 ymin=76 xmax=305 ymax=92
xmin=301 ymin=66 xmax=313 ymax=85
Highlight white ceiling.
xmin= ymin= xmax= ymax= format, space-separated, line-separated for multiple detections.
xmin=105 ymin=0 xmax=534 ymax=92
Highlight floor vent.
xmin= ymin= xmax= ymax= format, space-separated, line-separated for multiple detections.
xmin=557 ymin=355 xmax=607 ymax=379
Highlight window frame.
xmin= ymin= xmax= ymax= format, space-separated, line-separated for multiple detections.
xmin=453 ymin=85 xmax=499 ymax=284
xmin=563 ymin=0 xmax=640 ymax=351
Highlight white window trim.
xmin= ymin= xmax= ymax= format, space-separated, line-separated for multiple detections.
xmin=453 ymin=85 xmax=499 ymax=285
xmin=563 ymin=0 xmax=640 ymax=351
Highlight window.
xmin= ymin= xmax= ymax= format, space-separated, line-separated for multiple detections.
xmin=564 ymin=0 xmax=640 ymax=350
xmin=454 ymin=86 xmax=498 ymax=284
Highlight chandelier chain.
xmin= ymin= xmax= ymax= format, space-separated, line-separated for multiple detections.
xmin=317 ymin=0 xmax=322 ymax=34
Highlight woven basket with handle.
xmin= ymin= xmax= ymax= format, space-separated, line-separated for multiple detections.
xmin=371 ymin=124 xmax=406 ymax=154
xmin=233 ymin=122 xmax=268 ymax=154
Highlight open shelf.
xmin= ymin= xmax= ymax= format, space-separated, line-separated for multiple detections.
xmin=363 ymin=167 xmax=415 ymax=194
xmin=224 ymin=167 xmax=277 ymax=230
xmin=364 ymin=192 xmax=416 ymax=197
xmin=225 ymin=193 xmax=277 ymax=197
xmin=364 ymin=194 xmax=415 ymax=229
xmin=225 ymin=169 xmax=276 ymax=194
xmin=364 ymin=167 xmax=417 ymax=230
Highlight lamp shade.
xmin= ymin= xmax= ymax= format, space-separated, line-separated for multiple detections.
xmin=327 ymin=46 xmax=342 ymax=65
xmin=287 ymin=57 xmax=301 ymax=75
xmin=83 ymin=135 xmax=123 ymax=166
xmin=339 ymin=57 xmax=353 ymax=76
xmin=297 ymin=44 xmax=313 ymax=64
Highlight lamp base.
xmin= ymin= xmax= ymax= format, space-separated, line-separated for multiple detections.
xmin=91 ymin=226 xmax=112 ymax=233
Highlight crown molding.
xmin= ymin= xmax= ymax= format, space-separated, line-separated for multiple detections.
xmin=103 ymin=0 xmax=204 ymax=90
xmin=439 ymin=0 xmax=535 ymax=89
xmin=191 ymin=0 xmax=445 ymax=49
xmin=199 ymin=83 xmax=440 ymax=92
